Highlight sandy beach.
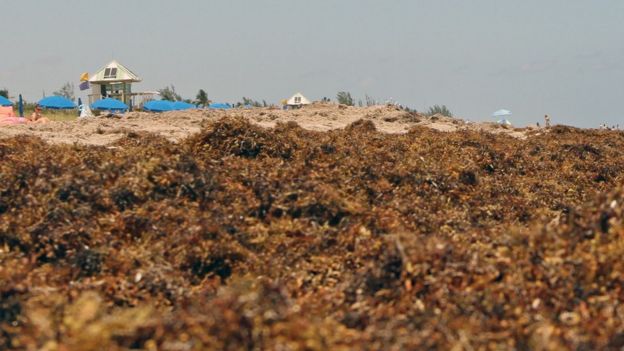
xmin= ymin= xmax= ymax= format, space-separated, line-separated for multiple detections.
xmin=0 ymin=104 xmax=534 ymax=146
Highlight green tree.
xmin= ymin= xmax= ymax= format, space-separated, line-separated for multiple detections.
xmin=426 ymin=105 xmax=453 ymax=117
xmin=336 ymin=91 xmax=354 ymax=106
xmin=53 ymin=82 xmax=75 ymax=101
xmin=0 ymin=88 xmax=8 ymax=98
xmin=159 ymin=85 xmax=182 ymax=101
xmin=195 ymin=89 xmax=209 ymax=107
xmin=241 ymin=97 xmax=262 ymax=107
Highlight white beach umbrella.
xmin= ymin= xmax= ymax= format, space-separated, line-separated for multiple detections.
xmin=492 ymin=109 xmax=512 ymax=118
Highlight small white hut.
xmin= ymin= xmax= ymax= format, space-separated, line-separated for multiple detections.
xmin=88 ymin=60 xmax=155 ymax=108
xmin=285 ymin=92 xmax=311 ymax=109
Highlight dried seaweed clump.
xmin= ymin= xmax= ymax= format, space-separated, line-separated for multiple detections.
xmin=185 ymin=117 xmax=298 ymax=159
xmin=1 ymin=120 xmax=624 ymax=349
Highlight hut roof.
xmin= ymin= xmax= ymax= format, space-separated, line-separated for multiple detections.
xmin=89 ymin=60 xmax=141 ymax=84
xmin=287 ymin=92 xmax=311 ymax=105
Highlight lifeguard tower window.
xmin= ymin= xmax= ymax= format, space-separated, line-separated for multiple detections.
xmin=104 ymin=68 xmax=118 ymax=79
xmin=295 ymin=97 xmax=301 ymax=103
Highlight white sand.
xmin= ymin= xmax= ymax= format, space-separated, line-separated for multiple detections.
xmin=0 ymin=104 xmax=536 ymax=146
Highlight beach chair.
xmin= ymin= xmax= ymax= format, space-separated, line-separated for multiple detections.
xmin=0 ymin=106 xmax=27 ymax=125
xmin=0 ymin=105 xmax=15 ymax=117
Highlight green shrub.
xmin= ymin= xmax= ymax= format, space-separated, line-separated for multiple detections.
xmin=426 ymin=105 xmax=453 ymax=117
xmin=336 ymin=92 xmax=354 ymax=106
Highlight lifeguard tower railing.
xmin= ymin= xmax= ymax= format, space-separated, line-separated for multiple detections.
xmin=88 ymin=92 xmax=159 ymax=109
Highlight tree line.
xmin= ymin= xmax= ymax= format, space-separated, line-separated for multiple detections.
xmin=2 ymin=84 xmax=453 ymax=117
xmin=335 ymin=91 xmax=452 ymax=117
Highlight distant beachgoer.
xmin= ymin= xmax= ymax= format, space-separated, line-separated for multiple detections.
xmin=28 ymin=105 xmax=50 ymax=124
xmin=537 ymin=122 xmax=540 ymax=128
xmin=544 ymin=114 xmax=551 ymax=128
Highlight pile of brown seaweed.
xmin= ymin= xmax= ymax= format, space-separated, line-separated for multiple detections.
xmin=1 ymin=118 xmax=624 ymax=350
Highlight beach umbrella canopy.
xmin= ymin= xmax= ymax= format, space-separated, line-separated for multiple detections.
xmin=172 ymin=101 xmax=196 ymax=111
xmin=0 ymin=95 xmax=12 ymax=106
xmin=492 ymin=109 xmax=512 ymax=118
xmin=38 ymin=96 xmax=76 ymax=109
xmin=209 ymin=103 xmax=232 ymax=110
xmin=144 ymin=100 xmax=175 ymax=112
xmin=92 ymin=98 xmax=129 ymax=112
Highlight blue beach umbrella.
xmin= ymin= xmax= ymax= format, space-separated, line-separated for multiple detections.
xmin=209 ymin=103 xmax=232 ymax=110
xmin=172 ymin=101 xmax=196 ymax=111
xmin=0 ymin=95 xmax=12 ymax=106
xmin=38 ymin=96 xmax=76 ymax=109
xmin=92 ymin=98 xmax=129 ymax=112
xmin=144 ymin=100 xmax=175 ymax=112
xmin=18 ymin=94 xmax=24 ymax=117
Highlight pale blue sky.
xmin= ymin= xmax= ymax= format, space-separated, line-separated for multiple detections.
xmin=1 ymin=0 xmax=623 ymax=127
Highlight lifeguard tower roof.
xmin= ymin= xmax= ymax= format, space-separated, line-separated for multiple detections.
xmin=89 ymin=60 xmax=141 ymax=84
xmin=287 ymin=92 xmax=311 ymax=106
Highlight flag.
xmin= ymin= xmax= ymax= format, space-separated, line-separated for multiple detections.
xmin=79 ymin=81 xmax=90 ymax=91
xmin=80 ymin=72 xmax=89 ymax=82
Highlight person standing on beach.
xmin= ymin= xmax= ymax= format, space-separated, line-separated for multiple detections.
xmin=544 ymin=114 xmax=551 ymax=128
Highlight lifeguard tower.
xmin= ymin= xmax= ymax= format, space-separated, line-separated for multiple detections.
xmin=88 ymin=60 xmax=155 ymax=108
